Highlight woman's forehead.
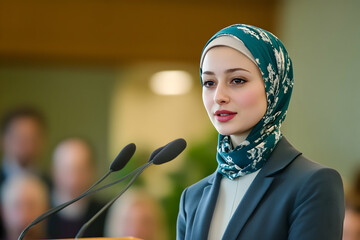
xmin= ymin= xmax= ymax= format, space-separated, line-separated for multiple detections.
xmin=202 ymin=46 xmax=260 ymax=74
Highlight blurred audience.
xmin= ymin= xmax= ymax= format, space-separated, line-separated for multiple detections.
xmin=0 ymin=107 xmax=48 ymax=239
xmin=104 ymin=189 xmax=168 ymax=240
xmin=0 ymin=107 xmax=47 ymax=183
xmin=47 ymin=138 xmax=106 ymax=238
xmin=1 ymin=174 xmax=49 ymax=240
xmin=343 ymin=168 xmax=360 ymax=240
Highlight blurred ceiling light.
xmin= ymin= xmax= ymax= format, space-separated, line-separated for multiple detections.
xmin=150 ymin=70 xmax=193 ymax=95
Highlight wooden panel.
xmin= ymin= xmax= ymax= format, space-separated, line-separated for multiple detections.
xmin=0 ymin=0 xmax=278 ymax=64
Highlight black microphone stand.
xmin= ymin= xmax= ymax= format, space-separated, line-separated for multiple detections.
xmin=75 ymin=161 xmax=152 ymax=238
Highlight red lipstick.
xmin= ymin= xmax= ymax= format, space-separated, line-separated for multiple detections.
xmin=214 ymin=110 xmax=237 ymax=122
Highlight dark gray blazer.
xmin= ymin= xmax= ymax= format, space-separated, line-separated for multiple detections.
xmin=177 ymin=137 xmax=345 ymax=240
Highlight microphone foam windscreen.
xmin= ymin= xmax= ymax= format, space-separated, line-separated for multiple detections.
xmin=148 ymin=146 xmax=165 ymax=162
xmin=110 ymin=143 xmax=136 ymax=171
xmin=153 ymin=138 xmax=187 ymax=165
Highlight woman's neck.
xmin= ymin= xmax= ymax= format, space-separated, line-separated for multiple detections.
xmin=230 ymin=131 xmax=251 ymax=147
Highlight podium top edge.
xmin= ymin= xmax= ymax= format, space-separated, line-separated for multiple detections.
xmin=42 ymin=238 xmax=142 ymax=240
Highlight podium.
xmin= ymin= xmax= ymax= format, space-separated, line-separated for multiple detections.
xmin=48 ymin=238 xmax=142 ymax=240
xmin=44 ymin=237 xmax=143 ymax=240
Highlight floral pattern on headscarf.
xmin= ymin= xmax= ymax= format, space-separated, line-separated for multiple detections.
xmin=201 ymin=24 xmax=294 ymax=180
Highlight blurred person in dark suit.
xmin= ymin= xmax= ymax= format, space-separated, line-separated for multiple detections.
xmin=0 ymin=107 xmax=48 ymax=238
xmin=47 ymin=138 xmax=106 ymax=238
xmin=1 ymin=174 xmax=49 ymax=240
xmin=0 ymin=107 xmax=47 ymax=185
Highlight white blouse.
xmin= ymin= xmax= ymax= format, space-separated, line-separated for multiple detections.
xmin=207 ymin=170 xmax=260 ymax=240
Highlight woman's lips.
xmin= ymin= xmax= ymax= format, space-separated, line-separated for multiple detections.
xmin=214 ymin=110 xmax=237 ymax=122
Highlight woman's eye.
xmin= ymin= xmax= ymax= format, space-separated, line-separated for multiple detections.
xmin=231 ymin=78 xmax=246 ymax=85
xmin=203 ymin=80 xmax=215 ymax=87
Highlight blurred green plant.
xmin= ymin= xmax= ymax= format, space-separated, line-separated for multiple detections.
xmin=162 ymin=130 xmax=218 ymax=238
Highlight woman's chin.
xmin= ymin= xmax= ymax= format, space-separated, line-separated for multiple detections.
xmin=216 ymin=129 xmax=249 ymax=138
xmin=217 ymin=131 xmax=238 ymax=137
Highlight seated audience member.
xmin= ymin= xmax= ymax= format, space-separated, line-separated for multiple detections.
xmin=0 ymin=107 xmax=48 ymax=238
xmin=1 ymin=174 xmax=49 ymax=240
xmin=104 ymin=189 xmax=168 ymax=240
xmin=47 ymin=138 xmax=106 ymax=238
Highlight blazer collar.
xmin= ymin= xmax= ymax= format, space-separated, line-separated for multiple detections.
xmin=191 ymin=171 xmax=222 ymax=239
xmin=190 ymin=137 xmax=301 ymax=240
xmin=222 ymin=136 xmax=302 ymax=239
xmin=262 ymin=136 xmax=302 ymax=177
xmin=206 ymin=137 xmax=301 ymax=179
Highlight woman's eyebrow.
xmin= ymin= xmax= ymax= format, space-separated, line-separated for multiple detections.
xmin=202 ymin=68 xmax=250 ymax=75
xmin=202 ymin=71 xmax=215 ymax=75
xmin=225 ymin=68 xmax=250 ymax=73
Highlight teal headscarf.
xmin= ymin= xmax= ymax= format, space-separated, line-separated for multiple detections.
xmin=200 ymin=24 xmax=294 ymax=180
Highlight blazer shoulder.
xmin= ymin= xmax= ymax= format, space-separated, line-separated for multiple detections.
xmin=181 ymin=172 xmax=217 ymax=201
xmin=279 ymin=152 xmax=344 ymax=212
xmin=268 ymin=138 xmax=344 ymax=199
xmin=269 ymin=137 xmax=342 ymax=181
xmin=288 ymin=153 xmax=342 ymax=182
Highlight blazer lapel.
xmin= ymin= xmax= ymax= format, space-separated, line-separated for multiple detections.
xmin=222 ymin=137 xmax=301 ymax=240
xmin=191 ymin=172 xmax=222 ymax=240
xmin=222 ymin=169 xmax=274 ymax=240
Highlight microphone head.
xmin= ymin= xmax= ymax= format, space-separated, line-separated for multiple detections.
xmin=148 ymin=146 xmax=165 ymax=162
xmin=152 ymin=138 xmax=187 ymax=165
xmin=110 ymin=143 xmax=136 ymax=171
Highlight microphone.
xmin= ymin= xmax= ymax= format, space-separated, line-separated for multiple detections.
xmin=61 ymin=144 xmax=166 ymax=206
xmin=97 ymin=138 xmax=186 ymax=192
xmin=75 ymin=138 xmax=187 ymax=239
xmin=18 ymin=143 xmax=136 ymax=240
xmin=110 ymin=143 xmax=136 ymax=171
xmin=152 ymin=138 xmax=187 ymax=165
xmin=149 ymin=145 xmax=164 ymax=161
xmin=100 ymin=138 xmax=184 ymax=190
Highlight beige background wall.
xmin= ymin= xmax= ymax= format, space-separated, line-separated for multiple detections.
xmin=278 ymin=0 xmax=360 ymax=183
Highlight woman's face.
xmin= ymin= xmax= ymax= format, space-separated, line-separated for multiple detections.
xmin=202 ymin=46 xmax=267 ymax=143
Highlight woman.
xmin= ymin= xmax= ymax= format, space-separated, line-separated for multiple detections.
xmin=177 ymin=24 xmax=344 ymax=240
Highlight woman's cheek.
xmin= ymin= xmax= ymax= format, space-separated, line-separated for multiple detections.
xmin=238 ymin=88 xmax=268 ymax=119
xmin=202 ymin=92 xmax=213 ymax=114
xmin=236 ymin=90 xmax=261 ymax=107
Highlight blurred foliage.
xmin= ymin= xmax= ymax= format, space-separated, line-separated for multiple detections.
xmin=162 ymin=130 xmax=218 ymax=238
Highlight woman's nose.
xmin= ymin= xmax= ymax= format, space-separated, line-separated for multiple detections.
xmin=214 ymin=83 xmax=230 ymax=105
